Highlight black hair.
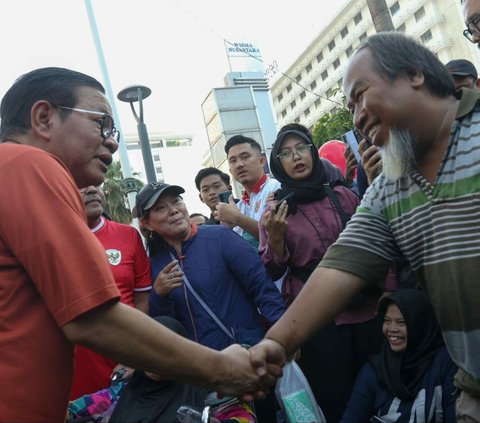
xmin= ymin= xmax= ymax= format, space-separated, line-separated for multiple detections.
xmin=194 ymin=167 xmax=230 ymax=191
xmin=0 ymin=67 xmax=105 ymax=141
xmin=354 ymin=32 xmax=455 ymax=98
xmin=224 ymin=134 xmax=262 ymax=155
xmin=277 ymin=122 xmax=314 ymax=142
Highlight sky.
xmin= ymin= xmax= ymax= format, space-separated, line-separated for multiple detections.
xmin=1 ymin=0 xmax=349 ymax=214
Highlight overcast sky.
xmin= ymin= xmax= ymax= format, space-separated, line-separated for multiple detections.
xmin=1 ymin=0 xmax=349 ymax=212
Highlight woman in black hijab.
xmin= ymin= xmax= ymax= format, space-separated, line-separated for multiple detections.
xmin=341 ymin=289 xmax=458 ymax=422
xmin=259 ymin=123 xmax=371 ymax=422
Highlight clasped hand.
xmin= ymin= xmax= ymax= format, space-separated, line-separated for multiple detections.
xmin=217 ymin=339 xmax=288 ymax=401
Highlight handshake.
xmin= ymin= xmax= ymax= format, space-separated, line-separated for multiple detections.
xmin=215 ymin=338 xmax=289 ymax=401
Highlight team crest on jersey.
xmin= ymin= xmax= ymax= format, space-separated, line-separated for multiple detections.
xmin=254 ymin=200 xmax=261 ymax=213
xmin=106 ymin=249 xmax=121 ymax=266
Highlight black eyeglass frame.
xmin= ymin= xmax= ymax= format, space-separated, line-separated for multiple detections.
xmin=275 ymin=143 xmax=313 ymax=161
xmin=54 ymin=105 xmax=120 ymax=142
xmin=463 ymin=15 xmax=480 ymax=43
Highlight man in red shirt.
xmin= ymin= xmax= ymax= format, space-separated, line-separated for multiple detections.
xmin=70 ymin=185 xmax=152 ymax=399
xmin=0 ymin=67 xmax=275 ymax=422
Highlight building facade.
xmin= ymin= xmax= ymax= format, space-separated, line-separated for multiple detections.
xmin=270 ymin=0 xmax=480 ymax=130
xmin=201 ymin=41 xmax=278 ymax=178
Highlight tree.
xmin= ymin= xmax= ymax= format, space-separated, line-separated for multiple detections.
xmin=311 ymin=107 xmax=353 ymax=147
xmin=103 ymin=161 xmax=144 ymax=224
xmin=367 ymin=0 xmax=395 ymax=32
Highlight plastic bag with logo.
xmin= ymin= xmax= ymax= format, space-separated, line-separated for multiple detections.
xmin=275 ymin=360 xmax=326 ymax=423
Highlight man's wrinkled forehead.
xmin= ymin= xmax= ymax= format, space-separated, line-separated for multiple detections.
xmin=343 ymin=49 xmax=372 ymax=99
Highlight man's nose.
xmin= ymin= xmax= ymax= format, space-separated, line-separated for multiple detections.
xmin=103 ymin=136 xmax=118 ymax=154
xmin=353 ymin=108 xmax=366 ymax=132
xmin=82 ymin=185 xmax=97 ymax=194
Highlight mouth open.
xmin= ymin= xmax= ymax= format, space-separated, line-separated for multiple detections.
xmin=388 ymin=335 xmax=405 ymax=345
xmin=97 ymin=154 xmax=113 ymax=167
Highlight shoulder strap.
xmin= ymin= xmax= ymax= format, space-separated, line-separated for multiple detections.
xmin=323 ymin=183 xmax=351 ymax=229
xmin=168 ymin=251 xmax=235 ymax=341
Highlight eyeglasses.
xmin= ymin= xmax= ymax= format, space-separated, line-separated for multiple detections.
xmin=463 ymin=15 xmax=480 ymax=43
xmin=54 ymin=105 xmax=120 ymax=142
xmin=276 ymin=144 xmax=313 ymax=161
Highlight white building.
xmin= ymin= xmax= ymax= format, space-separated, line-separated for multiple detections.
xmin=270 ymin=0 xmax=480 ymax=130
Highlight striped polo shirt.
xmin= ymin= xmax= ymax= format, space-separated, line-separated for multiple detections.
xmin=320 ymin=88 xmax=480 ymax=391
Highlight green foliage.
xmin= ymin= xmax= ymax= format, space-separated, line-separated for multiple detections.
xmin=311 ymin=107 xmax=354 ymax=148
xmin=103 ymin=161 xmax=144 ymax=224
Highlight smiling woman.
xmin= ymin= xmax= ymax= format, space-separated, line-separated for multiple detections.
xmin=382 ymin=303 xmax=407 ymax=353
xmin=341 ymin=289 xmax=459 ymax=423
xmin=135 ymin=181 xmax=285 ymax=355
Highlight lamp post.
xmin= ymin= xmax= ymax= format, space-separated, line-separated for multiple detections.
xmin=84 ymin=0 xmax=139 ymax=220
xmin=117 ymin=85 xmax=157 ymax=183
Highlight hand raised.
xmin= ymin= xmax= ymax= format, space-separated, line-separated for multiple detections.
xmin=359 ymin=141 xmax=382 ymax=185
xmin=344 ymin=147 xmax=358 ymax=188
xmin=153 ymin=260 xmax=184 ymax=296
xmin=215 ymin=198 xmax=240 ymax=226
xmin=262 ymin=201 xmax=288 ymax=242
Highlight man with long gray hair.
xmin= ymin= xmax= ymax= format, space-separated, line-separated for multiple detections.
xmin=251 ymin=31 xmax=480 ymax=422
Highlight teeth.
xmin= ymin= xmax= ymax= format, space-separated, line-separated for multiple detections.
xmin=368 ymin=125 xmax=379 ymax=139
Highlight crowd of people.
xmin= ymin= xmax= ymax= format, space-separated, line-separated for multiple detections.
xmin=2 ymin=2 xmax=480 ymax=421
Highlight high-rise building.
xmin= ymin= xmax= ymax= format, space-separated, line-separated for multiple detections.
xmin=201 ymin=40 xmax=278 ymax=180
xmin=270 ymin=0 xmax=480 ymax=130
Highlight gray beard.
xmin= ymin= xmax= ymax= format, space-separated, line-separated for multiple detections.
xmin=381 ymin=129 xmax=417 ymax=182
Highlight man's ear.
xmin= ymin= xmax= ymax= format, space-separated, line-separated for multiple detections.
xmin=260 ymin=154 xmax=267 ymax=166
xmin=407 ymin=68 xmax=425 ymax=89
xmin=198 ymin=193 xmax=205 ymax=204
xmin=30 ymin=100 xmax=55 ymax=141
xmin=475 ymin=78 xmax=480 ymax=89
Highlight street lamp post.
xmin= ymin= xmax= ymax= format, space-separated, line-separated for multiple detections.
xmin=117 ymin=85 xmax=157 ymax=183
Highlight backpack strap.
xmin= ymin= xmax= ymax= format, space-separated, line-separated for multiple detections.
xmin=168 ymin=251 xmax=235 ymax=342
xmin=323 ymin=183 xmax=351 ymax=229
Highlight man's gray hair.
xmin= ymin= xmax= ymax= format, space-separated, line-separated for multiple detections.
xmin=353 ymin=32 xmax=455 ymax=98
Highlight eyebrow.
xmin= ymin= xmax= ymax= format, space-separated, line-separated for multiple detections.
xmin=280 ymin=141 xmax=308 ymax=149
xmin=347 ymin=79 xmax=367 ymax=100
xmin=467 ymin=12 xmax=480 ymax=24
